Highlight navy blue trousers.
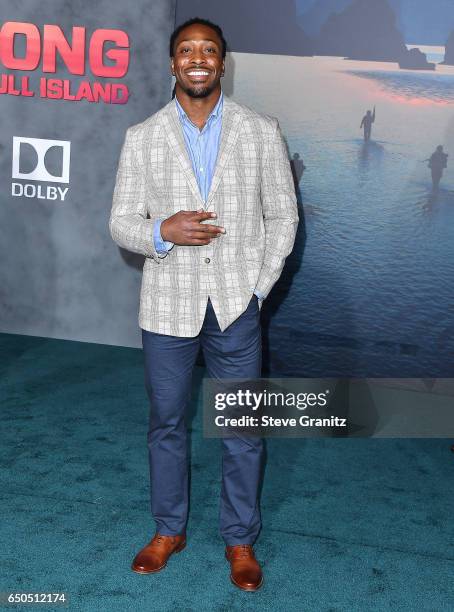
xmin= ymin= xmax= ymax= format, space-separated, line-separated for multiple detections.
xmin=141 ymin=295 xmax=263 ymax=545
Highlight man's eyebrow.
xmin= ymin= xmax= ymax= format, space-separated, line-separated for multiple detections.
xmin=177 ymin=39 xmax=219 ymax=45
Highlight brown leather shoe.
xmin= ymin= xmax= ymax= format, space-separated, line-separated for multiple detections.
xmin=131 ymin=533 xmax=186 ymax=574
xmin=225 ymin=544 xmax=263 ymax=591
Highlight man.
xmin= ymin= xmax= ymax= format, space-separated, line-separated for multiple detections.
xmin=109 ymin=17 xmax=298 ymax=591
xmin=291 ymin=152 xmax=306 ymax=186
xmin=427 ymin=145 xmax=448 ymax=191
xmin=360 ymin=106 xmax=376 ymax=142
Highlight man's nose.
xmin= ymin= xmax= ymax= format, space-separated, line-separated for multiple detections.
xmin=191 ymin=50 xmax=206 ymax=64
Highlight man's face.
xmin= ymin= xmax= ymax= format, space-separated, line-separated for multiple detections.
xmin=171 ymin=23 xmax=224 ymax=98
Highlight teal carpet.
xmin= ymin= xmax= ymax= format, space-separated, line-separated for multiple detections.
xmin=1 ymin=332 xmax=454 ymax=611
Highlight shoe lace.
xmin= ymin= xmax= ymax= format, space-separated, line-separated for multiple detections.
xmin=150 ymin=535 xmax=166 ymax=547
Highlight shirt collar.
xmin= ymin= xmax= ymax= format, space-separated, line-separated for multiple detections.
xmin=175 ymin=90 xmax=223 ymax=125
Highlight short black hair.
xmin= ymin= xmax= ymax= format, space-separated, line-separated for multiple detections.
xmin=169 ymin=17 xmax=227 ymax=59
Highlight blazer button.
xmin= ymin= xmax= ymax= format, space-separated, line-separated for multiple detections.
xmin=204 ymin=257 xmax=211 ymax=263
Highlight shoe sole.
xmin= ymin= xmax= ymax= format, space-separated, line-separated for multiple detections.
xmin=131 ymin=541 xmax=186 ymax=574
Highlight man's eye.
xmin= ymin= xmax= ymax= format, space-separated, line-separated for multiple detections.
xmin=206 ymin=47 xmax=216 ymax=52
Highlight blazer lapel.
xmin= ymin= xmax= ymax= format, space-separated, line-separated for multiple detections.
xmin=162 ymin=94 xmax=244 ymax=210
xmin=162 ymin=98 xmax=205 ymax=207
xmin=205 ymin=95 xmax=243 ymax=209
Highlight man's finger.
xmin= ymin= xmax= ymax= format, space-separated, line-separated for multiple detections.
xmin=192 ymin=210 xmax=217 ymax=220
xmin=190 ymin=224 xmax=225 ymax=234
xmin=187 ymin=227 xmax=224 ymax=238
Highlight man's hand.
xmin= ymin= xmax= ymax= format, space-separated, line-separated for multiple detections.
xmin=161 ymin=209 xmax=225 ymax=246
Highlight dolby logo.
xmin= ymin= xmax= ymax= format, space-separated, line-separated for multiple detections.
xmin=12 ymin=136 xmax=70 ymax=201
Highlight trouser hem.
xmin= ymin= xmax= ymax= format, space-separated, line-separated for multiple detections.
xmin=223 ymin=537 xmax=257 ymax=546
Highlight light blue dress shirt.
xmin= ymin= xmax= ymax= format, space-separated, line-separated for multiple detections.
xmin=153 ymin=90 xmax=265 ymax=301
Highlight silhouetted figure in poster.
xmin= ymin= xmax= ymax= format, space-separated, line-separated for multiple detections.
xmin=290 ymin=153 xmax=306 ymax=187
xmin=426 ymin=145 xmax=448 ymax=191
xmin=360 ymin=106 xmax=376 ymax=142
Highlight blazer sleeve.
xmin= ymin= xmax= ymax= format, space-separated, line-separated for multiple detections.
xmin=254 ymin=118 xmax=299 ymax=300
xmin=109 ymin=126 xmax=168 ymax=261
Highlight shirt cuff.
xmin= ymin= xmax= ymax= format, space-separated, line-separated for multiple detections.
xmin=153 ymin=219 xmax=174 ymax=255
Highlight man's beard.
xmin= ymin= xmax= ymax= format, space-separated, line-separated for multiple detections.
xmin=182 ymin=81 xmax=217 ymax=98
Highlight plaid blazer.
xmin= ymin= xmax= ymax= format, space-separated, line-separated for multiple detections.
xmin=109 ymin=94 xmax=299 ymax=337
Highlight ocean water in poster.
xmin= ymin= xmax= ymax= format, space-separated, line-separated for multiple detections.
xmin=228 ymin=49 xmax=454 ymax=376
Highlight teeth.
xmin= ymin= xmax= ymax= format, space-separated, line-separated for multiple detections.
xmin=187 ymin=71 xmax=209 ymax=76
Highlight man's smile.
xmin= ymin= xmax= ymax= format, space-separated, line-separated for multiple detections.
xmin=185 ymin=69 xmax=211 ymax=80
